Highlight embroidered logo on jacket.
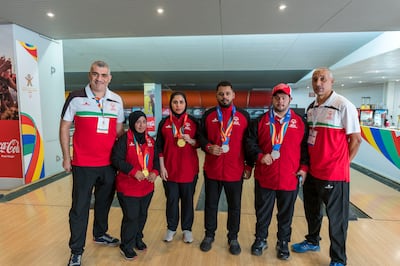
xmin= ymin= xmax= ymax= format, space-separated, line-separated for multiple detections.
xmin=233 ymin=116 xmax=241 ymax=126
xmin=289 ymin=119 xmax=298 ymax=128
xmin=147 ymin=139 xmax=153 ymax=147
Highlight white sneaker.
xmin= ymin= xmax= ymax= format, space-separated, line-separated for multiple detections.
xmin=183 ymin=230 xmax=193 ymax=243
xmin=163 ymin=229 xmax=176 ymax=242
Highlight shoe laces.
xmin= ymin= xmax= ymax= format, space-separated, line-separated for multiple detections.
xmin=70 ymin=254 xmax=81 ymax=265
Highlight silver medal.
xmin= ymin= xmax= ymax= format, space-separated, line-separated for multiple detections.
xmin=222 ymin=144 xmax=230 ymax=153
xmin=271 ymin=150 xmax=280 ymax=159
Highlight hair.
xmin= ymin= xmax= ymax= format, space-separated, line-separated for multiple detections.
xmin=216 ymin=80 xmax=233 ymax=91
xmin=169 ymin=91 xmax=187 ymax=106
xmin=90 ymin=60 xmax=110 ymax=74
xmin=314 ymin=67 xmax=333 ymax=79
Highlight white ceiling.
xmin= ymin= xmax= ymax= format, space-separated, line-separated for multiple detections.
xmin=1 ymin=0 xmax=400 ymax=91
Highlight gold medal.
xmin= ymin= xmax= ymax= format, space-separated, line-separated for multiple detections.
xmin=142 ymin=169 xmax=149 ymax=177
xmin=177 ymin=138 xmax=186 ymax=147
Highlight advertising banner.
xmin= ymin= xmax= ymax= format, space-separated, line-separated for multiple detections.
xmin=144 ymin=83 xmax=156 ymax=132
xmin=0 ymin=25 xmax=23 ymax=180
xmin=0 ymin=121 xmax=23 ymax=178
xmin=15 ymin=40 xmax=45 ymax=183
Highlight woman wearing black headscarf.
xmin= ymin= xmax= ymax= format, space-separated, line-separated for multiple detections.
xmin=111 ymin=111 xmax=160 ymax=260
xmin=155 ymin=91 xmax=199 ymax=244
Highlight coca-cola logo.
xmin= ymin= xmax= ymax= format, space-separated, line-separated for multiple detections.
xmin=0 ymin=139 xmax=21 ymax=154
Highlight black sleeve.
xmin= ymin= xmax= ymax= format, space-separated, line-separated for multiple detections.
xmin=198 ymin=108 xmax=215 ymax=152
xmin=111 ymin=134 xmax=133 ymax=174
xmin=236 ymin=108 xmax=254 ymax=166
xmin=188 ymin=114 xmax=201 ymax=144
xmin=300 ymin=114 xmax=310 ymax=167
xmin=155 ymin=117 xmax=167 ymax=155
xmin=152 ymin=148 xmax=160 ymax=172
xmin=245 ymin=114 xmax=264 ymax=166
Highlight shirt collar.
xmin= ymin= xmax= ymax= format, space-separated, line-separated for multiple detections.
xmin=85 ymin=84 xmax=110 ymax=100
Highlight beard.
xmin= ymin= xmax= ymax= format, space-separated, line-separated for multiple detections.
xmin=218 ymin=99 xmax=231 ymax=108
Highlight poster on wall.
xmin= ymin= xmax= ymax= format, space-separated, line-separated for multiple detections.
xmin=144 ymin=83 xmax=156 ymax=132
xmin=0 ymin=25 xmax=23 ymax=179
xmin=15 ymin=40 xmax=45 ymax=183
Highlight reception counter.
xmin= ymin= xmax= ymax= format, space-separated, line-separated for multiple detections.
xmin=353 ymin=126 xmax=400 ymax=183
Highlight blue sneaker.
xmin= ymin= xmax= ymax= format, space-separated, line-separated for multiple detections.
xmin=329 ymin=262 xmax=344 ymax=266
xmin=291 ymin=240 xmax=320 ymax=253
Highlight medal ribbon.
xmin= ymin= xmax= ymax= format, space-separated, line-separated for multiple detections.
xmin=133 ymin=133 xmax=150 ymax=172
xmin=269 ymin=107 xmax=291 ymax=152
xmin=93 ymin=96 xmax=104 ymax=116
xmin=216 ymin=105 xmax=236 ymax=145
xmin=169 ymin=113 xmax=187 ymax=139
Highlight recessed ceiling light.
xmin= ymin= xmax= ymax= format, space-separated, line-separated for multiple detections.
xmin=157 ymin=8 xmax=164 ymax=14
xmin=358 ymin=81 xmax=363 ymax=83
xmin=47 ymin=12 xmax=55 ymax=18
xmin=341 ymin=84 xmax=344 ymax=87
xmin=279 ymin=4 xmax=287 ymax=11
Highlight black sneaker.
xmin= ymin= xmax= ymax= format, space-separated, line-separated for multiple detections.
xmin=135 ymin=239 xmax=147 ymax=251
xmin=68 ymin=254 xmax=81 ymax=266
xmin=200 ymin=237 xmax=214 ymax=252
xmin=251 ymin=238 xmax=268 ymax=256
xmin=94 ymin=233 xmax=120 ymax=246
xmin=119 ymin=246 xmax=137 ymax=260
xmin=228 ymin=239 xmax=241 ymax=255
xmin=276 ymin=240 xmax=290 ymax=260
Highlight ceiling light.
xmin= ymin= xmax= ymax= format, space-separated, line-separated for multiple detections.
xmin=279 ymin=4 xmax=287 ymax=11
xmin=47 ymin=12 xmax=55 ymax=18
xmin=358 ymin=81 xmax=363 ymax=83
xmin=157 ymin=8 xmax=164 ymax=14
xmin=341 ymin=84 xmax=344 ymax=87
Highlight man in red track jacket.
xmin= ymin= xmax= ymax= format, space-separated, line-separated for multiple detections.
xmin=198 ymin=81 xmax=252 ymax=255
xmin=246 ymin=83 xmax=308 ymax=260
